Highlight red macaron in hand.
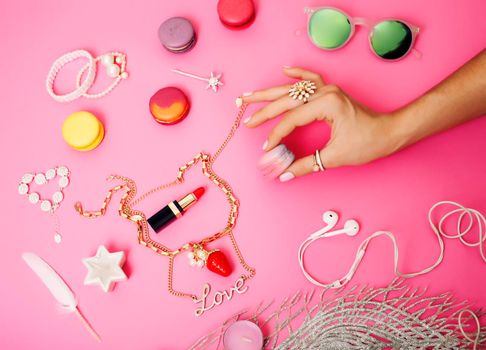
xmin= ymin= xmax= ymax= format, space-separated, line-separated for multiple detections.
xmin=217 ymin=0 xmax=256 ymax=29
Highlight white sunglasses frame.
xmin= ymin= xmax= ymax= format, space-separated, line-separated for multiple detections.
xmin=305 ymin=6 xmax=421 ymax=61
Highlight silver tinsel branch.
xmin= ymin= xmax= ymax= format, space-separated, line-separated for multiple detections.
xmin=189 ymin=279 xmax=485 ymax=349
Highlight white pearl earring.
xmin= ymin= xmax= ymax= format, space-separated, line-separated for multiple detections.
xmin=106 ymin=64 xmax=121 ymax=78
xmin=75 ymin=51 xmax=129 ymax=99
xmin=102 ymin=53 xmax=125 ymax=78
xmin=101 ymin=53 xmax=114 ymax=66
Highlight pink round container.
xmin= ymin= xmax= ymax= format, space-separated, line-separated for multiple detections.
xmin=223 ymin=320 xmax=263 ymax=350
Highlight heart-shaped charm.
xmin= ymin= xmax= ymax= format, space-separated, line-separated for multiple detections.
xmin=18 ymin=166 xmax=70 ymax=213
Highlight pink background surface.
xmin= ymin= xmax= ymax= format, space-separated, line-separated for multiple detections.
xmin=1 ymin=0 xmax=486 ymax=349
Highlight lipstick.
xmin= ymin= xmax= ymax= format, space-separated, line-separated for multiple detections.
xmin=148 ymin=187 xmax=205 ymax=233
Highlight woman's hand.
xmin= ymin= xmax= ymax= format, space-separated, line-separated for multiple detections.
xmin=242 ymin=67 xmax=405 ymax=181
xmin=242 ymin=50 xmax=486 ymax=182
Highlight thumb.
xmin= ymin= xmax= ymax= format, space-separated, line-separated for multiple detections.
xmin=278 ymin=147 xmax=337 ymax=182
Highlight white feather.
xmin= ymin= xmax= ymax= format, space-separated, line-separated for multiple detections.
xmin=21 ymin=252 xmax=101 ymax=342
xmin=22 ymin=252 xmax=77 ymax=311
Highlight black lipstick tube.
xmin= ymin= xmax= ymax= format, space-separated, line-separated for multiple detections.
xmin=148 ymin=201 xmax=184 ymax=232
xmin=147 ymin=190 xmax=200 ymax=233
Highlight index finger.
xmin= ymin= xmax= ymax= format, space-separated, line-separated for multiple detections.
xmin=283 ymin=67 xmax=325 ymax=88
xmin=240 ymin=84 xmax=291 ymax=104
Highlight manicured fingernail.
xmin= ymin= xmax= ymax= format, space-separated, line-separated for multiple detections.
xmin=262 ymin=140 xmax=268 ymax=151
xmin=235 ymin=97 xmax=243 ymax=107
xmin=279 ymin=172 xmax=295 ymax=182
xmin=243 ymin=117 xmax=251 ymax=124
xmin=283 ymin=65 xmax=292 ymax=69
xmin=242 ymin=92 xmax=253 ymax=97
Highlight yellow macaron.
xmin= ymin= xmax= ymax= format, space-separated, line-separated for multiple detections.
xmin=62 ymin=111 xmax=104 ymax=151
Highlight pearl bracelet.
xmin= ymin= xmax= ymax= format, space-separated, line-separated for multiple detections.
xmin=46 ymin=50 xmax=128 ymax=102
xmin=76 ymin=52 xmax=128 ymax=99
xmin=46 ymin=50 xmax=96 ymax=102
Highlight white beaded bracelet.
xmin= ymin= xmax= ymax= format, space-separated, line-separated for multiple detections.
xmin=18 ymin=166 xmax=71 ymax=243
xmin=46 ymin=50 xmax=128 ymax=102
xmin=46 ymin=50 xmax=96 ymax=102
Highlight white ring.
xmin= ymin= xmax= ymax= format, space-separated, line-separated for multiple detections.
xmin=46 ymin=50 xmax=96 ymax=103
xmin=76 ymin=52 xmax=128 ymax=99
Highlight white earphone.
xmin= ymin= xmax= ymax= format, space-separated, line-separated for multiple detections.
xmin=309 ymin=211 xmax=359 ymax=238
xmin=298 ymin=201 xmax=486 ymax=290
xmin=298 ymin=211 xmax=361 ymax=288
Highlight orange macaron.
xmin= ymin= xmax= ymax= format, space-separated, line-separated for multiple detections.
xmin=149 ymin=87 xmax=190 ymax=125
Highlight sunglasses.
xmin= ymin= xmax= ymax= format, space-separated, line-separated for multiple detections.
xmin=305 ymin=7 xmax=420 ymax=61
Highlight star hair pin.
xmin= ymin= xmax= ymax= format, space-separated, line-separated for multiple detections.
xmin=171 ymin=69 xmax=224 ymax=92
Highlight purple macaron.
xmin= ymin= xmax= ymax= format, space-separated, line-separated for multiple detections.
xmin=158 ymin=17 xmax=197 ymax=54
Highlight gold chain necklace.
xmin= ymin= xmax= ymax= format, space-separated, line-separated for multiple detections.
xmin=74 ymin=104 xmax=255 ymax=316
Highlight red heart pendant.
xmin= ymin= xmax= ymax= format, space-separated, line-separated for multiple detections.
xmin=206 ymin=250 xmax=232 ymax=277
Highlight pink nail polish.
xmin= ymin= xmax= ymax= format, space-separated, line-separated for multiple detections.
xmin=279 ymin=172 xmax=295 ymax=182
xmin=262 ymin=140 xmax=268 ymax=150
xmin=243 ymin=117 xmax=251 ymax=124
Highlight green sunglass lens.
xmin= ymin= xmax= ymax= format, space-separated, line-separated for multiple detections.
xmin=308 ymin=8 xmax=352 ymax=49
xmin=371 ymin=20 xmax=413 ymax=60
